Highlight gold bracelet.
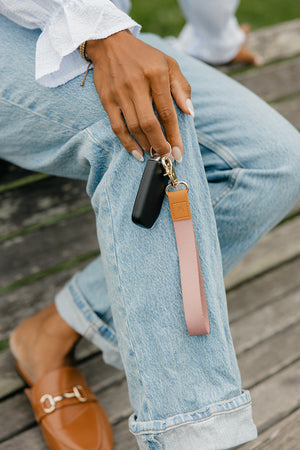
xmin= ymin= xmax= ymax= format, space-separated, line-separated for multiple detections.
xmin=79 ymin=41 xmax=92 ymax=86
xmin=79 ymin=41 xmax=92 ymax=63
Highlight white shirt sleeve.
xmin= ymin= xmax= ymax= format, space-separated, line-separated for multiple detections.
xmin=0 ymin=0 xmax=141 ymax=87
xmin=176 ymin=0 xmax=245 ymax=64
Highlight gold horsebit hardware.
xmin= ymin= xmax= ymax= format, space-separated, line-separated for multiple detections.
xmin=40 ymin=385 xmax=88 ymax=414
xmin=161 ymin=155 xmax=189 ymax=193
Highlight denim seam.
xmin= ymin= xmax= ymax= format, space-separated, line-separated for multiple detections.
xmin=131 ymin=399 xmax=252 ymax=435
xmin=83 ymin=127 xmax=113 ymax=150
xmin=104 ymin=173 xmax=154 ymax=419
xmin=68 ymin=277 xmax=118 ymax=347
xmin=196 ymin=130 xmax=245 ymax=169
xmin=0 ymin=96 xmax=78 ymax=133
xmin=211 ymin=167 xmax=243 ymax=209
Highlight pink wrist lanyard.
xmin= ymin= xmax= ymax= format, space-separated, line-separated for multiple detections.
xmin=162 ymin=158 xmax=210 ymax=336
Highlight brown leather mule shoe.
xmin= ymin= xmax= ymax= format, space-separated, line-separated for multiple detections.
xmin=17 ymin=364 xmax=114 ymax=450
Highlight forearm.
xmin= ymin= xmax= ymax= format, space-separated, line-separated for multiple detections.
xmin=0 ymin=0 xmax=141 ymax=86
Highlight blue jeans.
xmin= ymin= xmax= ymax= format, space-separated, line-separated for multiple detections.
xmin=1 ymin=15 xmax=300 ymax=449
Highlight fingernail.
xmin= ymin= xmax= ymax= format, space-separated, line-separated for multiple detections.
xmin=132 ymin=150 xmax=144 ymax=162
xmin=172 ymin=146 xmax=182 ymax=163
xmin=186 ymin=98 xmax=195 ymax=118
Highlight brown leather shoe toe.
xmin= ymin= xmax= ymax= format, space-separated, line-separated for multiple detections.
xmin=23 ymin=366 xmax=113 ymax=450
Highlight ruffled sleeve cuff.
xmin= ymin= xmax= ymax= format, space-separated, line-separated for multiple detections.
xmin=35 ymin=0 xmax=141 ymax=87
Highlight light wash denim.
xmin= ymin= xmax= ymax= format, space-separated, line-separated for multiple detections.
xmin=1 ymin=14 xmax=300 ymax=450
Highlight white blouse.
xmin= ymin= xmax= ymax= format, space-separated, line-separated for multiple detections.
xmin=0 ymin=0 xmax=141 ymax=87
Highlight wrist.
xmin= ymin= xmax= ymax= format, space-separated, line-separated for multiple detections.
xmin=85 ymin=29 xmax=131 ymax=63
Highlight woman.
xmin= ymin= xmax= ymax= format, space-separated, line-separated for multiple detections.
xmin=1 ymin=1 xmax=299 ymax=449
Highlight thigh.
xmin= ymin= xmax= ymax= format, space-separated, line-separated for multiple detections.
xmin=0 ymin=14 xmax=109 ymax=178
xmin=1 ymin=16 xmax=299 ymax=236
xmin=138 ymin=34 xmax=300 ymax=272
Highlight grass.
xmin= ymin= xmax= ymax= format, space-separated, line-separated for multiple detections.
xmin=130 ymin=0 xmax=299 ymax=36
xmin=0 ymin=339 xmax=9 ymax=352
xmin=0 ymin=173 xmax=49 ymax=194
xmin=0 ymin=251 xmax=99 ymax=295
xmin=0 ymin=204 xmax=92 ymax=244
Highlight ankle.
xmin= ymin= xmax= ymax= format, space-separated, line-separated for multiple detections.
xmin=46 ymin=304 xmax=81 ymax=346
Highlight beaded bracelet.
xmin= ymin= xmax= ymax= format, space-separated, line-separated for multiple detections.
xmin=79 ymin=41 xmax=92 ymax=86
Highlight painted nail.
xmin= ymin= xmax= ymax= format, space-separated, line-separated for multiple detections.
xmin=186 ymin=98 xmax=195 ymax=118
xmin=172 ymin=146 xmax=182 ymax=163
xmin=132 ymin=150 xmax=144 ymax=162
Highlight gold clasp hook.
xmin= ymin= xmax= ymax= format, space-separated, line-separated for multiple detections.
xmin=161 ymin=156 xmax=178 ymax=187
xmin=161 ymin=155 xmax=190 ymax=193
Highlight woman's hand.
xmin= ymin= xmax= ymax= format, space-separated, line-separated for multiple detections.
xmin=86 ymin=30 xmax=194 ymax=162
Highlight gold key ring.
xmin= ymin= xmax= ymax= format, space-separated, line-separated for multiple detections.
xmin=165 ymin=181 xmax=189 ymax=193
xmin=150 ymin=144 xmax=172 ymax=159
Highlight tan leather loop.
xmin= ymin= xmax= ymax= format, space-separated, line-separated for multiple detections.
xmin=167 ymin=189 xmax=191 ymax=221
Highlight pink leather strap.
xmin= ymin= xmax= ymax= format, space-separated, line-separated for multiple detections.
xmin=167 ymin=189 xmax=209 ymax=336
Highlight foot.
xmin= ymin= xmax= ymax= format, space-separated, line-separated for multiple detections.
xmin=232 ymin=44 xmax=264 ymax=66
xmin=10 ymin=303 xmax=81 ymax=384
xmin=231 ymin=24 xmax=264 ymax=67
xmin=240 ymin=23 xmax=252 ymax=35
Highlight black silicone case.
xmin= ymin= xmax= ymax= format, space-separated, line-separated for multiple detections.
xmin=132 ymin=157 xmax=168 ymax=228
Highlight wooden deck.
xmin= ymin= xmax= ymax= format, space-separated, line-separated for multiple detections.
xmin=0 ymin=20 xmax=300 ymax=449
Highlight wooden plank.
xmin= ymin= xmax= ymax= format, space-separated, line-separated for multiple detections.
xmin=241 ymin=409 xmax=300 ymax=449
xmin=0 ymin=361 xmax=128 ymax=442
xmin=246 ymin=20 xmax=300 ymax=65
xmin=0 ymin=258 xmax=95 ymax=341
xmin=1 ymin=316 xmax=299 ymax=446
xmin=0 ymin=338 xmax=99 ymax=400
xmin=0 ymin=417 xmax=139 ymax=450
xmin=0 ymin=177 xmax=88 ymax=237
xmin=1 ymin=290 xmax=299 ymax=440
xmin=287 ymin=199 xmax=300 ymax=218
xmin=222 ymin=19 xmax=300 ymax=74
xmin=0 ymin=211 xmax=98 ymax=288
xmin=3 ymin=290 xmax=299 ymax=402
xmin=227 ymin=257 xmax=300 ymax=322
xmin=231 ymin=287 xmax=300 ymax=355
xmin=217 ymin=19 xmax=300 ymax=73
xmin=114 ymin=419 xmax=138 ymax=450
xmin=0 ymin=204 xmax=298 ymax=340
xmin=1 ymin=261 xmax=299 ymax=400
xmin=0 ymin=428 xmax=47 ymax=450
xmin=0 ymin=206 xmax=300 ymax=336
xmin=234 ymin=57 xmax=300 ymax=102
xmin=239 ymin=321 xmax=300 ymax=389
xmin=2 ymin=358 xmax=300 ymax=448
xmin=3 ymin=173 xmax=297 ymax=240
xmin=225 ymin=217 xmax=300 ymax=289
xmin=249 ymin=360 xmax=300 ymax=433
xmin=0 ymin=416 xmax=139 ymax=450
xmin=0 ymin=161 xmax=32 ymax=186
xmin=272 ymin=96 xmax=300 ymax=131
xmin=0 ymin=239 xmax=299 ymax=399
xmin=1 ymin=166 xmax=298 ymax=241
xmin=1 ymin=252 xmax=297 ymax=342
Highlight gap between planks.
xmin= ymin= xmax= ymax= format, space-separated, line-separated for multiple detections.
xmin=1 ymin=283 xmax=299 ymax=443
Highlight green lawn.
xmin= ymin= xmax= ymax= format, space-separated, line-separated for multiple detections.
xmin=130 ymin=0 xmax=299 ymax=36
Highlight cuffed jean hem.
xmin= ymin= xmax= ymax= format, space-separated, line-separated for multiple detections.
xmin=129 ymin=391 xmax=257 ymax=449
xmin=54 ymin=274 xmax=124 ymax=371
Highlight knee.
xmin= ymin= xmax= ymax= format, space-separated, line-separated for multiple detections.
xmin=258 ymin=107 xmax=300 ymax=203
xmin=274 ymin=123 xmax=300 ymax=201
